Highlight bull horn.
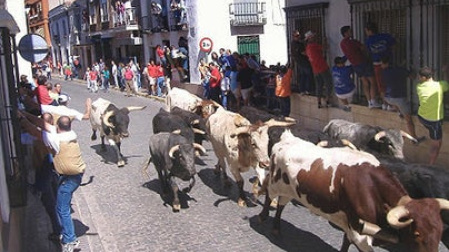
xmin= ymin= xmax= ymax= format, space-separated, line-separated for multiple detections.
xmin=284 ymin=117 xmax=297 ymax=123
xmin=400 ymin=130 xmax=417 ymax=142
xmin=193 ymin=143 xmax=206 ymax=155
xmin=265 ymin=118 xmax=296 ymax=128
xmin=230 ymin=126 xmax=250 ymax=138
xmin=341 ymin=139 xmax=358 ymax=150
xmin=192 ymin=128 xmax=206 ymax=135
xmin=209 ymin=99 xmax=223 ymax=108
xmin=168 ymin=145 xmax=180 ymax=159
xmin=126 ymin=106 xmax=146 ymax=112
xmin=191 ymin=119 xmax=200 ymax=125
xmin=374 ymin=131 xmax=386 ymax=142
xmin=316 ymin=140 xmax=329 ymax=147
xmin=172 ymin=129 xmax=181 ymax=134
xmin=102 ymin=110 xmax=115 ymax=128
xmin=359 ymin=220 xmax=399 ymax=244
xmin=436 ymin=198 xmax=449 ymax=210
xmin=387 ymin=205 xmax=413 ymax=229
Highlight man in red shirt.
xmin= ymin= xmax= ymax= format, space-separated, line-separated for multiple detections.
xmin=340 ymin=25 xmax=381 ymax=108
xmin=34 ymin=75 xmax=58 ymax=105
xmin=208 ymin=62 xmax=221 ymax=104
xmin=147 ymin=60 xmax=159 ymax=95
xmin=305 ymin=31 xmax=333 ymax=108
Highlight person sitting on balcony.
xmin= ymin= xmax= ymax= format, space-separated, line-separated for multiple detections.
xmin=115 ymin=1 xmax=125 ymax=26
xmin=170 ymin=0 xmax=186 ymax=29
xmin=151 ymin=1 xmax=168 ymax=32
xmin=123 ymin=0 xmax=133 ymax=25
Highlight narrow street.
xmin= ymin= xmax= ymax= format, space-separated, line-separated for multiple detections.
xmin=26 ymin=77 xmax=448 ymax=252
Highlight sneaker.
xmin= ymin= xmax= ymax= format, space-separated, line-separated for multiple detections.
xmin=342 ymin=105 xmax=351 ymax=112
xmin=61 ymin=240 xmax=80 ymax=252
xmin=412 ymin=136 xmax=426 ymax=145
xmin=369 ymin=101 xmax=382 ymax=109
xmin=382 ymin=104 xmax=388 ymax=110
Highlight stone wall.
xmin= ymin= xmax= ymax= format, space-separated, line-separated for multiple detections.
xmin=173 ymin=82 xmax=448 ymax=167
xmin=290 ymin=93 xmax=449 ymax=167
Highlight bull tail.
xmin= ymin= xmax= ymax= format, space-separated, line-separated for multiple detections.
xmin=141 ymin=156 xmax=152 ymax=180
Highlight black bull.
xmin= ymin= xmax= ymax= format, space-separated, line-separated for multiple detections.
xmin=143 ymin=133 xmax=205 ymax=212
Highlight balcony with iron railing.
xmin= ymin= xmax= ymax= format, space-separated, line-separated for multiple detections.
xmin=111 ymin=7 xmax=138 ymax=28
xmin=229 ymin=2 xmax=266 ymax=26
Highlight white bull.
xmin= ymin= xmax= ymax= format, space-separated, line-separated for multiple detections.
xmin=206 ymin=107 xmax=295 ymax=206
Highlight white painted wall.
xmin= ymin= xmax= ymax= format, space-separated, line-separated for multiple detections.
xmin=141 ymin=0 xmax=289 ymax=84
xmin=6 ymin=0 xmax=33 ymax=79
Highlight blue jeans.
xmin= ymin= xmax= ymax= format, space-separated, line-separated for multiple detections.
xmin=221 ymin=91 xmax=229 ymax=109
xmin=157 ymin=77 xmax=165 ymax=96
xmin=278 ymin=96 xmax=291 ymax=116
xmin=57 ymin=173 xmax=82 ymax=244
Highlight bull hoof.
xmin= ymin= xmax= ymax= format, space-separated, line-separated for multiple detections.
xmin=237 ymin=198 xmax=247 ymax=207
xmin=91 ymin=135 xmax=97 ymax=141
xmin=172 ymin=204 xmax=181 ymax=212
xmin=117 ymin=160 xmax=125 ymax=167
xmin=270 ymin=198 xmax=278 ymax=208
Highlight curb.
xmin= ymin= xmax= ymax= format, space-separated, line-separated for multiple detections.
xmin=53 ymin=76 xmax=166 ymax=102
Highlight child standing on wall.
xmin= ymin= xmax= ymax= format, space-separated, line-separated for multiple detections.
xmin=331 ymin=56 xmax=355 ymax=112
xmin=275 ymin=64 xmax=293 ymax=116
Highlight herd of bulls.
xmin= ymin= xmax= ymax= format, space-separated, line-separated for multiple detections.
xmin=88 ymin=88 xmax=449 ymax=252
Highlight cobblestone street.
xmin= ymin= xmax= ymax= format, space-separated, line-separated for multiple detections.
xmin=25 ymin=78 xmax=449 ymax=252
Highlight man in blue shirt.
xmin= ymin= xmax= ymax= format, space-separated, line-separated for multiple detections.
xmin=381 ymin=56 xmax=424 ymax=144
xmin=331 ymin=57 xmax=355 ymax=112
xmin=365 ymin=22 xmax=396 ymax=109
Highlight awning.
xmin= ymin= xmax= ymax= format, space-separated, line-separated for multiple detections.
xmin=0 ymin=9 xmax=20 ymax=34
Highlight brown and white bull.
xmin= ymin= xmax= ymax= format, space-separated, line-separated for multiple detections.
xmin=259 ymin=130 xmax=449 ymax=252
xmin=206 ymin=107 xmax=295 ymax=206
xmin=90 ymin=98 xmax=146 ymax=167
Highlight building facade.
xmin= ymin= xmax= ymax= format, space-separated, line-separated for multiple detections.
xmin=285 ymin=0 xmax=449 ymax=166
xmin=47 ymin=0 xmax=288 ymax=83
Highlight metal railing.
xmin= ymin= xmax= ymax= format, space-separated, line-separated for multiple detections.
xmin=111 ymin=7 xmax=138 ymax=27
xmin=229 ymin=2 xmax=266 ymax=26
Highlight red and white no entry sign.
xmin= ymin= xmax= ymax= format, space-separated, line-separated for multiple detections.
xmin=199 ymin=37 xmax=213 ymax=52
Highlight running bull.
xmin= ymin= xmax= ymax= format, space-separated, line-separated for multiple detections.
xmin=90 ymin=98 xmax=146 ymax=167
xmin=259 ymin=130 xmax=449 ymax=252
xmin=143 ymin=132 xmax=206 ymax=212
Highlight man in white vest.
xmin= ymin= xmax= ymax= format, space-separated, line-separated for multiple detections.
xmin=18 ymin=112 xmax=86 ymax=252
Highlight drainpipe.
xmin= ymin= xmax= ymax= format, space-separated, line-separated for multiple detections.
xmin=186 ymin=0 xmax=200 ymax=84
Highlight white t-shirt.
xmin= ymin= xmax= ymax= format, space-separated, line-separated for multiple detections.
xmin=42 ymin=126 xmax=78 ymax=154
xmin=41 ymin=104 xmax=84 ymax=121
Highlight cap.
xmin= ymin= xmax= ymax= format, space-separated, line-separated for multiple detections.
xmin=304 ymin=31 xmax=315 ymax=41
xmin=58 ymin=94 xmax=71 ymax=103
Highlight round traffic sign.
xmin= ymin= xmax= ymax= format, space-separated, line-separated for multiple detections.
xmin=18 ymin=34 xmax=49 ymax=63
xmin=199 ymin=37 xmax=213 ymax=52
